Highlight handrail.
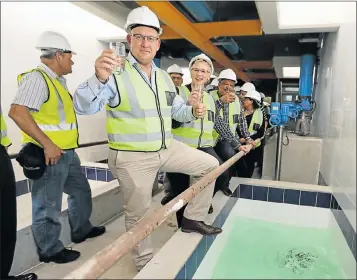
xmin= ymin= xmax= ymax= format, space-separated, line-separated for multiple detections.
xmin=64 ymin=138 xmax=262 ymax=279
xmin=9 ymin=140 xmax=108 ymax=159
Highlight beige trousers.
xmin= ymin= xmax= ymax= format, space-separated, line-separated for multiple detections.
xmin=108 ymin=139 xmax=219 ymax=270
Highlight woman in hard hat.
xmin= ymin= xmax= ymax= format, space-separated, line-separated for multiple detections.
xmin=239 ymin=82 xmax=256 ymax=101
xmin=167 ymin=53 xmax=232 ymax=226
xmin=236 ymin=89 xmax=265 ymax=178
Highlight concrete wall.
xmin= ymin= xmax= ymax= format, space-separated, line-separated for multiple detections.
xmin=1 ymin=2 xmax=126 ymax=179
xmin=313 ymin=19 xmax=356 ymax=231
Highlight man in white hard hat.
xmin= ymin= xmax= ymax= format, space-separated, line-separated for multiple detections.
xmin=167 ymin=64 xmax=184 ymax=86
xmin=210 ymin=69 xmax=255 ymax=187
xmin=73 ymin=6 xmax=222 ymax=271
xmin=8 ymin=31 xmax=106 ymax=264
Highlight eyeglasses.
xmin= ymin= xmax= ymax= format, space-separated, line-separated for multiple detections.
xmin=191 ymin=68 xmax=210 ymax=75
xmin=130 ymin=33 xmax=159 ymax=43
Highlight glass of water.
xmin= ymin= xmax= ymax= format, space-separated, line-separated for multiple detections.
xmin=109 ymin=42 xmax=126 ymax=75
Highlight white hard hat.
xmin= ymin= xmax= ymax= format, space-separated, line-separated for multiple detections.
xmin=240 ymin=82 xmax=255 ymax=92
xmin=260 ymin=92 xmax=265 ymax=99
xmin=167 ymin=64 xmax=183 ymax=75
xmin=210 ymin=74 xmax=217 ymax=79
xmin=234 ymin=86 xmax=241 ymax=92
xmin=124 ymin=6 xmax=162 ymax=35
xmin=35 ymin=31 xmax=76 ymax=54
xmin=245 ymin=89 xmax=261 ymax=103
xmin=210 ymin=78 xmax=219 ymax=87
xmin=189 ymin=53 xmax=214 ymax=74
xmin=218 ymin=68 xmax=237 ymax=82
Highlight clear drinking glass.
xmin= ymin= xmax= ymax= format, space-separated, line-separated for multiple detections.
xmin=109 ymin=42 xmax=126 ymax=75
xmin=191 ymin=83 xmax=203 ymax=102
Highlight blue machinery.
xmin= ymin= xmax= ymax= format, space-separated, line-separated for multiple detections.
xmin=269 ymin=53 xmax=315 ymax=128
xmin=271 ymin=53 xmax=317 ymax=180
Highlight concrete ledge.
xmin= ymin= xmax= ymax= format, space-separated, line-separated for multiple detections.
xmin=11 ymin=180 xmax=122 ymax=276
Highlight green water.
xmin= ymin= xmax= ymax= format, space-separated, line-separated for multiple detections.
xmin=212 ymin=217 xmax=346 ymax=279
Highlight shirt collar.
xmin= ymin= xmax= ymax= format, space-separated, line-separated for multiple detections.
xmin=38 ymin=62 xmax=66 ymax=81
xmin=127 ymin=52 xmax=157 ymax=71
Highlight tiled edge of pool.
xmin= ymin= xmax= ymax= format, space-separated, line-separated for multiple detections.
xmin=175 ymin=184 xmax=357 ymax=280
xmin=14 ymin=165 xmax=116 ymax=197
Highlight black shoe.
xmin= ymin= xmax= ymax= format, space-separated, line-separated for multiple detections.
xmin=208 ymin=205 xmax=213 ymax=214
xmin=6 ymin=273 xmax=38 ymax=280
xmin=39 ymin=248 xmax=80 ymax=264
xmin=161 ymin=194 xmax=173 ymax=205
xmin=72 ymin=226 xmax=106 ymax=244
xmin=181 ymin=217 xmax=222 ymax=235
xmin=222 ymin=188 xmax=233 ymax=197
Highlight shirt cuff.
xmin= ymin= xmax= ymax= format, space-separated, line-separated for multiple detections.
xmin=88 ymin=75 xmax=107 ymax=98
xmin=231 ymin=139 xmax=241 ymax=150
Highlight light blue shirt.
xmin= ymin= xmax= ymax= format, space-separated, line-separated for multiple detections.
xmin=73 ymin=52 xmax=195 ymax=123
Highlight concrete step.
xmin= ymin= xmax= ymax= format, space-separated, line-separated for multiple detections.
xmin=25 ymin=191 xmax=179 ymax=279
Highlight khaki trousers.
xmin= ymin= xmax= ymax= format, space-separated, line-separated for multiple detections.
xmin=108 ymin=139 xmax=219 ymax=270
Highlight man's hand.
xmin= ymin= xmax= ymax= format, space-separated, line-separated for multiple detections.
xmin=219 ymin=92 xmax=236 ymax=104
xmin=95 ymin=50 xmax=120 ymax=82
xmin=239 ymin=138 xmax=246 ymax=144
xmin=43 ymin=142 xmax=65 ymax=165
xmin=193 ymin=103 xmax=206 ymax=119
xmin=238 ymin=145 xmax=250 ymax=155
xmin=247 ymin=139 xmax=257 ymax=149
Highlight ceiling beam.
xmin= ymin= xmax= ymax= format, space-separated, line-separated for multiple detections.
xmin=213 ymin=60 xmax=273 ymax=70
xmin=136 ymin=1 xmax=250 ymax=82
xmin=245 ymin=73 xmax=277 ymax=81
xmin=161 ymin=20 xmax=262 ymax=40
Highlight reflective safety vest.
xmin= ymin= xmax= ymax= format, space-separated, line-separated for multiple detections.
xmin=248 ymin=109 xmax=263 ymax=148
xmin=1 ymin=110 xmax=12 ymax=147
xmin=17 ymin=69 xmax=79 ymax=149
xmin=106 ymin=60 xmax=175 ymax=152
xmin=210 ymin=90 xmax=241 ymax=144
xmin=172 ymin=86 xmax=215 ymax=148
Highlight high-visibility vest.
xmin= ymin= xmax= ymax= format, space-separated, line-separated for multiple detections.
xmin=17 ymin=69 xmax=79 ymax=149
xmin=0 ymin=110 xmax=12 ymax=147
xmin=248 ymin=109 xmax=263 ymax=148
xmin=106 ymin=60 xmax=175 ymax=152
xmin=172 ymin=86 xmax=215 ymax=148
xmin=210 ymin=90 xmax=241 ymax=144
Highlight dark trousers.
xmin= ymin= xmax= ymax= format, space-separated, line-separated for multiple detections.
xmin=236 ymin=145 xmax=262 ymax=178
xmin=166 ymin=146 xmax=230 ymax=227
xmin=0 ymin=145 xmax=17 ymax=278
xmin=214 ymin=140 xmax=239 ymax=179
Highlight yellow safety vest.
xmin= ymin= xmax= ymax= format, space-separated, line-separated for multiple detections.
xmin=17 ymin=69 xmax=79 ymax=149
xmin=1 ymin=111 xmax=12 ymax=147
xmin=248 ymin=109 xmax=263 ymax=148
xmin=172 ymin=86 xmax=215 ymax=148
xmin=106 ymin=60 xmax=174 ymax=152
xmin=210 ymin=90 xmax=241 ymax=144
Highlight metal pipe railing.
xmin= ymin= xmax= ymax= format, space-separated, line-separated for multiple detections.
xmin=64 ymin=139 xmax=261 ymax=279
xmin=9 ymin=140 xmax=108 ymax=159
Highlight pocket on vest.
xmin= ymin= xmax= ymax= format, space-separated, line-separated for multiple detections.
xmin=165 ymin=91 xmax=176 ymax=106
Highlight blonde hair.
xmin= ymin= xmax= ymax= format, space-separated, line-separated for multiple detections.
xmin=191 ymin=59 xmax=211 ymax=72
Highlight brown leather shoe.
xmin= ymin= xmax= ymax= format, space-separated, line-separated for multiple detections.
xmin=181 ymin=217 xmax=222 ymax=235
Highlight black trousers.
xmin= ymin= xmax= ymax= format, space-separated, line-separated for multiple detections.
xmin=0 ymin=145 xmax=17 ymax=278
xmin=214 ymin=140 xmax=240 ymax=179
xmin=166 ymin=146 xmax=230 ymax=227
xmin=236 ymin=145 xmax=262 ymax=178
